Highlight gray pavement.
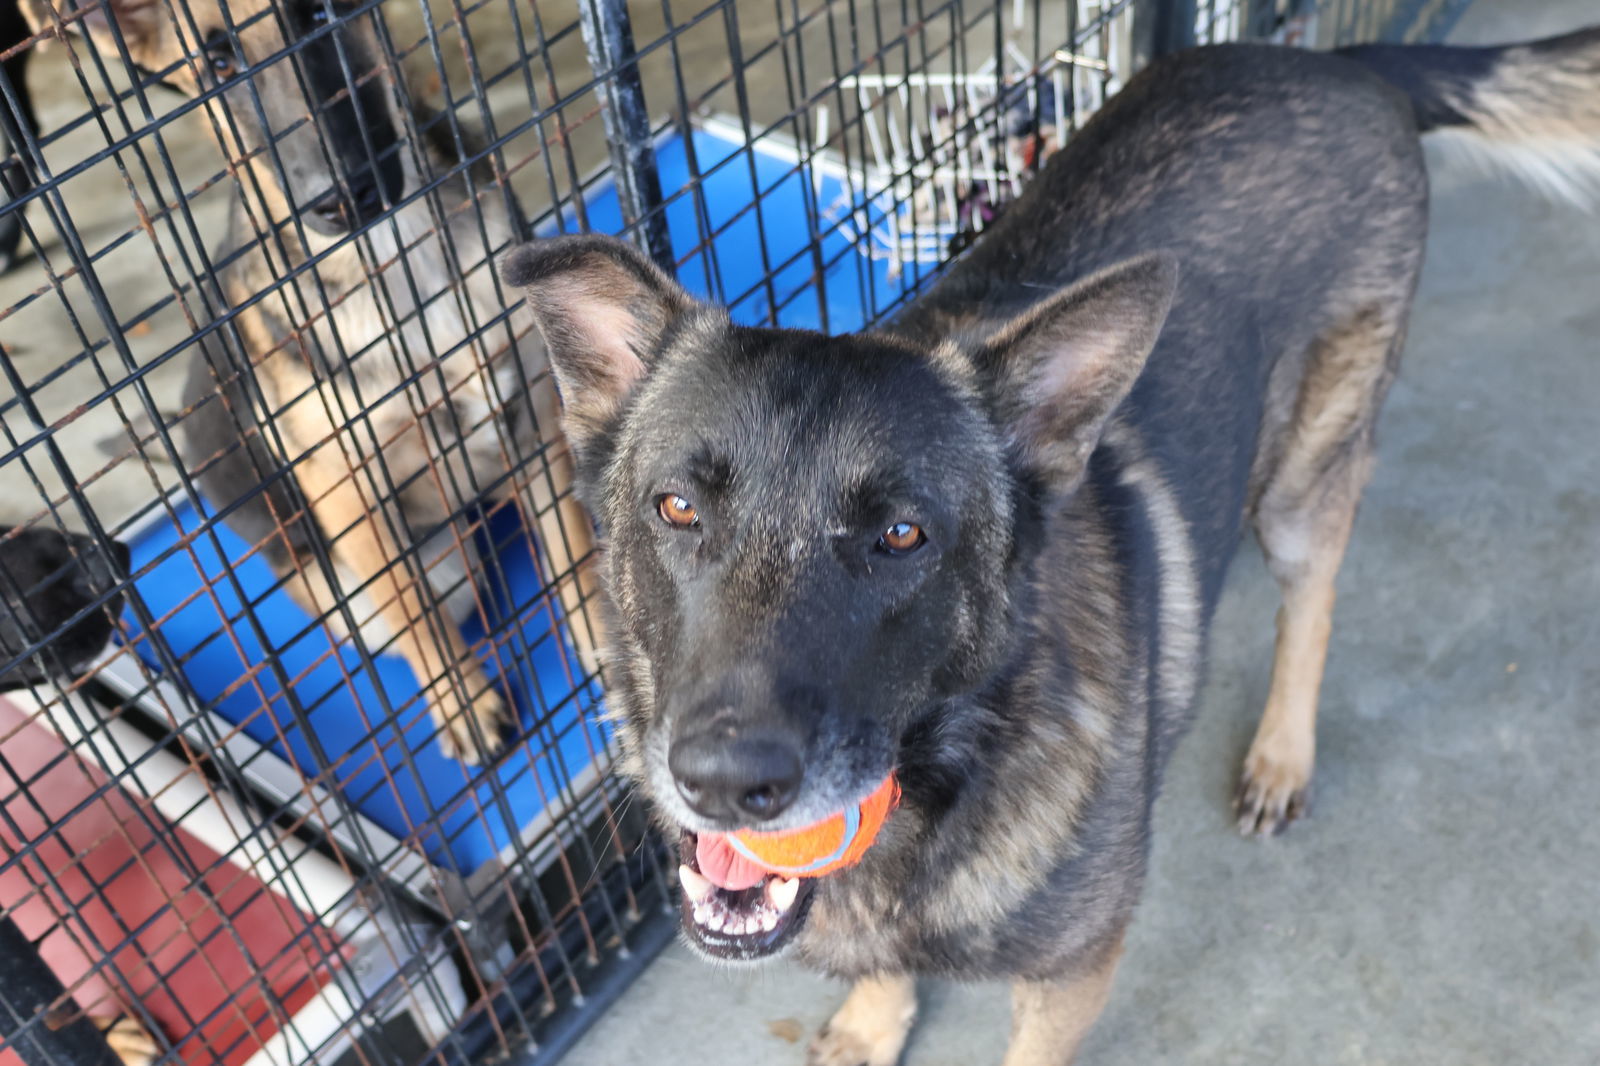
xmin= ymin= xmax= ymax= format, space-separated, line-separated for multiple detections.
xmin=566 ymin=0 xmax=1600 ymax=1062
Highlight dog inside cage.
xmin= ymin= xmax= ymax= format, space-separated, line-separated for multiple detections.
xmin=3 ymin=0 xmax=1590 ymax=1064
xmin=1 ymin=0 xmax=649 ymax=1058
xmin=22 ymin=0 xmax=603 ymax=766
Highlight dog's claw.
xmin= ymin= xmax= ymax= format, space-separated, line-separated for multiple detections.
xmin=808 ymin=981 xmax=915 ymax=1066
xmin=806 ymin=1025 xmax=883 ymax=1066
xmin=1233 ymin=757 xmax=1312 ymax=837
xmin=432 ymin=674 xmax=511 ymax=765
xmin=94 ymin=1016 xmax=160 ymax=1066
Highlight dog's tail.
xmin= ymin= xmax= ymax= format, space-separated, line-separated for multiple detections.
xmin=1341 ymin=26 xmax=1600 ymax=208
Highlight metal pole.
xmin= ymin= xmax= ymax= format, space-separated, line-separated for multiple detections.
xmin=0 ymin=5 xmax=39 ymax=272
xmin=576 ymin=0 xmax=673 ymax=271
xmin=1384 ymin=0 xmax=1472 ymax=43
xmin=0 ymin=912 xmax=124 ymax=1066
xmin=1133 ymin=0 xmax=1197 ymax=64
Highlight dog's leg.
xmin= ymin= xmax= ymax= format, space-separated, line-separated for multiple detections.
xmin=93 ymin=1015 xmax=159 ymax=1066
xmin=1234 ymin=546 xmax=1344 ymax=835
xmin=282 ymin=550 xmax=355 ymax=641
xmin=294 ymin=446 xmax=507 ymax=763
xmin=521 ymin=382 xmax=605 ymax=679
xmin=808 ymin=974 xmax=917 ymax=1066
xmin=1237 ymin=308 xmax=1404 ymax=835
xmin=1001 ymin=938 xmax=1124 ymax=1066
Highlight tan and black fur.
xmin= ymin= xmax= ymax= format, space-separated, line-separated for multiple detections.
xmin=499 ymin=24 xmax=1600 ymax=1064
xmin=29 ymin=0 xmax=599 ymax=760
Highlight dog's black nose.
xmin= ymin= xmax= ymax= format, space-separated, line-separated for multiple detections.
xmin=350 ymin=175 xmax=385 ymax=220
xmin=669 ymin=727 xmax=804 ymax=825
xmin=305 ymin=173 xmax=384 ymax=234
xmin=306 ymin=188 xmax=350 ymax=232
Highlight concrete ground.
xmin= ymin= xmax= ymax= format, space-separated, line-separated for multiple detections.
xmin=567 ymin=1 xmax=1600 ymax=1064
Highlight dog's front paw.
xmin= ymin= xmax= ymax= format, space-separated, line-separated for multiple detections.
xmin=1234 ymin=741 xmax=1312 ymax=837
xmin=431 ymin=672 xmax=511 ymax=765
xmin=807 ymin=979 xmax=915 ymax=1066
xmin=95 ymin=1016 xmax=160 ymax=1066
xmin=808 ymin=1023 xmax=904 ymax=1066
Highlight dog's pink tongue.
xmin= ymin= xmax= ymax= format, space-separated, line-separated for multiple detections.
xmin=695 ymin=832 xmax=768 ymax=891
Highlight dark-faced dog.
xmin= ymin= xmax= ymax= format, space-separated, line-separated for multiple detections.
xmin=27 ymin=0 xmax=599 ymax=761
xmin=0 ymin=524 xmax=129 ymax=693
xmin=512 ymin=26 xmax=1600 ymax=1066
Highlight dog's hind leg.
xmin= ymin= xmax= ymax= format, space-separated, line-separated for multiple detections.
xmin=519 ymin=382 xmax=605 ymax=680
xmin=1236 ymin=305 xmax=1407 ymax=836
xmin=807 ymin=974 xmax=916 ymax=1066
xmin=1001 ymin=936 xmax=1124 ymax=1066
xmin=294 ymin=446 xmax=508 ymax=764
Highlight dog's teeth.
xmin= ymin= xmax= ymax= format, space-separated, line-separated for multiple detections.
xmin=692 ymin=903 xmax=711 ymax=924
xmin=760 ymin=910 xmax=778 ymax=932
xmin=707 ymin=912 xmax=726 ymax=932
xmin=768 ymin=877 xmax=800 ymax=912
xmin=678 ymin=864 xmax=715 ymax=903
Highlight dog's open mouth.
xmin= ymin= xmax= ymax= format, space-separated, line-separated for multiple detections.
xmin=676 ymin=832 xmax=816 ymax=961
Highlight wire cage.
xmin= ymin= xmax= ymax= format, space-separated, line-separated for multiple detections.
xmin=0 ymin=0 xmax=1474 ymax=1064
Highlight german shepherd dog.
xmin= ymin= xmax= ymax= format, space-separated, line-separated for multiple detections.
xmin=28 ymin=0 xmax=598 ymax=760
xmin=500 ymin=25 xmax=1600 ymax=1065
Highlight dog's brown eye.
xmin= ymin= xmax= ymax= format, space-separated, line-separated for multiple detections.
xmin=658 ymin=494 xmax=700 ymax=529
xmin=877 ymin=522 xmax=925 ymax=555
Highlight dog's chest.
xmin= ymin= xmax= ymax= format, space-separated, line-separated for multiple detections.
xmin=796 ymin=890 xmax=914 ymax=974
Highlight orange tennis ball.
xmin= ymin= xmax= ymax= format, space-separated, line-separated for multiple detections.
xmin=728 ymin=773 xmax=899 ymax=879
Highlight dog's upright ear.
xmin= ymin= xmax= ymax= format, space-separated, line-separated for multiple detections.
xmin=501 ymin=234 xmax=699 ymax=455
xmin=975 ymin=251 xmax=1178 ymax=491
xmin=22 ymin=0 xmax=170 ymax=71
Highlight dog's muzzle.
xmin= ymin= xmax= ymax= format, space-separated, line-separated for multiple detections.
xmin=675 ymin=831 xmax=816 ymax=963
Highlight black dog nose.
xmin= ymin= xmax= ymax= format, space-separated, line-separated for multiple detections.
xmin=350 ymin=175 xmax=385 ymax=219
xmin=306 ymin=188 xmax=351 ymax=231
xmin=669 ymin=728 xmax=804 ymax=825
xmin=306 ymin=173 xmax=384 ymax=233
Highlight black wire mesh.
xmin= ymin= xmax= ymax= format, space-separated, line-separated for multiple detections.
xmin=0 ymin=1 xmax=1472 ymax=1065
